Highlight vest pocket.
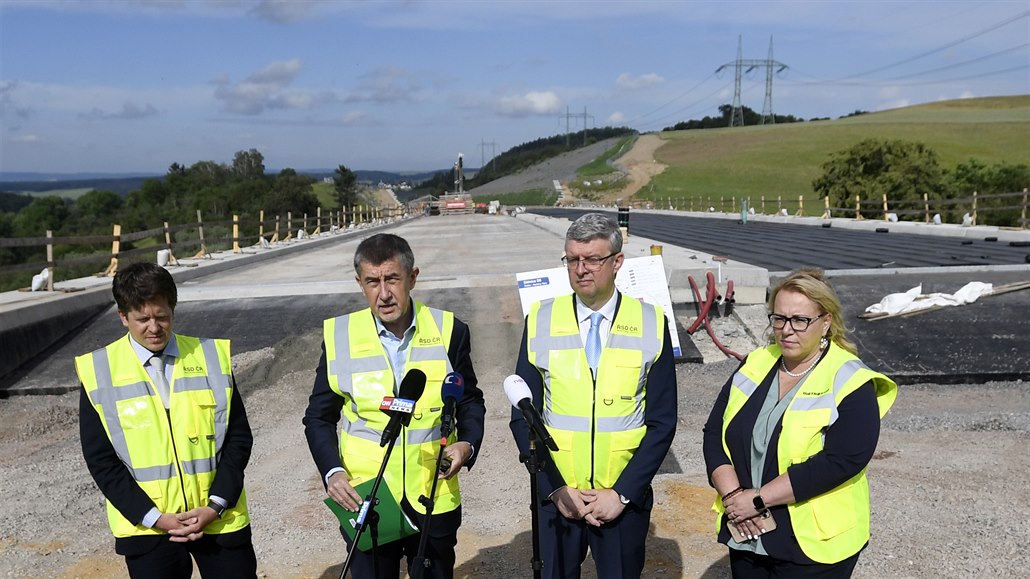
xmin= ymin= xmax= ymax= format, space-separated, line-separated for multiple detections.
xmin=187 ymin=389 xmax=217 ymax=449
xmin=811 ymin=483 xmax=857 ymax=539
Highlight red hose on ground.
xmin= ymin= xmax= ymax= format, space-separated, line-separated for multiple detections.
xmin=686 ymin=273 xmax=744 ymax=361
xmin=686 ymin=271 xmax=718 ymax=334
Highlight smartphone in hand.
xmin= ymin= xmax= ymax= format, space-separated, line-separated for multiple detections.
xmin=728 ymin=509 xmax=777 ymax=543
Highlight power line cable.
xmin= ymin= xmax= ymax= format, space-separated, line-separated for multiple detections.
xmin=836 ymin=9 xmax=1029 ymax=80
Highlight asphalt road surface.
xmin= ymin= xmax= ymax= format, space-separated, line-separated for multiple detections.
xmin=532 ymin=208 xmax=1030 ymax=271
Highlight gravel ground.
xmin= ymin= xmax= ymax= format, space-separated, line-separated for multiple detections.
xmin=1 ymin=323 xmax=1028 ymax=578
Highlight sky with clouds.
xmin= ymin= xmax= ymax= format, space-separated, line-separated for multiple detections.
xmin=0 ymin=0 xmax=1027 ymax=175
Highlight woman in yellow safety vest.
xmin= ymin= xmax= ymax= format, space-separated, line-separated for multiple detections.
xmin=703 ymin=269 xmax=897 ymax=578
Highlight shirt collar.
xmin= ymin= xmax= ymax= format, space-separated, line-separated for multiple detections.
xmin=127 ymin=333 xmax=178 ymax=365
xmin=576 ymin=291 xmax=618 ymax=324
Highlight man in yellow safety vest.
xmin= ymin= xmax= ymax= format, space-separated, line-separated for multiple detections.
xmin=510 ymin=213 xmax=678 ymax=579
xmin=304 ymin=233 xmax=486 ymax=579
xmin=76 ymin=262 xmax=256 ymax=578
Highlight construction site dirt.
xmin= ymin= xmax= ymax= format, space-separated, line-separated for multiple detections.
xmin=2 ymin=292 xmax=1028 ymax=578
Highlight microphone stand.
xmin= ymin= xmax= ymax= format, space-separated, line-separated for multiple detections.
xmin=410 ymin=437 xmax=450 ymax=579
xmin=523 ymin=432 xmax=545 ymax=579
xmin=339 ymin=435 xmax=399 ymax=579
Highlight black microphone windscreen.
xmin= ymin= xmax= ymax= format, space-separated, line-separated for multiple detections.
xmin=398 ymin=368 xmax=427 ymax=401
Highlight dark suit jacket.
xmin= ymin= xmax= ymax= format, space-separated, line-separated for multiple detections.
xmin=509 ymin=292 xmax=678 ymax=507
xmin=701 ymin=352 xmax=880 ymax=564
xmin=302 ymin=313 xmax=486 ymax=499
xmin=79 ymin=341 xmax=253 ymax=556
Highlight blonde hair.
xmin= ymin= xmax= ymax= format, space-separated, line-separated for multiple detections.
xmin=767 ymin=268 xmax=857 ymax=355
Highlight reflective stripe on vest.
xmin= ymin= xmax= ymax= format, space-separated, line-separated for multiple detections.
xmin=76 ymin=334 xmax=249 ymax=538
xmin=527 ymin=294 xmax=664 ymax=489
xmin=324 ymin=302 xmax=461 ymax=515
xmin=715 ymin=343 xmax=897 ymax=563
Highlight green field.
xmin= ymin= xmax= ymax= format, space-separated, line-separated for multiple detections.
xmin=641 ymin=95 xmax=1030 ymax=212
xmin=311 ymin=181 xmax=337 ymax=207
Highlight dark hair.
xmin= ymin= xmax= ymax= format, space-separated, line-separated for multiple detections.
xmin=112 ymin=262 xmax=177 ymax=313
xmin=353 ymin=233 xmax=415 ymax=275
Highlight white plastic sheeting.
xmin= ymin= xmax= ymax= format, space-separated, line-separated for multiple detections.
xmin=864 ymin=282 xmax=994 ymax=316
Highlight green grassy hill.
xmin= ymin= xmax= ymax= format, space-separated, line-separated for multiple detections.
xmin=642 ymin=95 xmax=1030 ymax=212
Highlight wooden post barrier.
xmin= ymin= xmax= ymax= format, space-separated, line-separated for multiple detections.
xmin=302 ymin=213 xmax=308 ymax=237
xmin=313 ymin=207 xmax=322 ymax=235
xmin=796 ymin=195 xmax=805 ymax=217
xmin=855 ymin=194 xmax=863 ymax=221
xmin=194 ymin=210 xmax=210 ymax=258
xmin=46 ymin=230 xmax=55 ymax=291
xmin=821 ymin=196 xmax=830 ymax=219
xmin=924 ymin=193 xmax=931 ymax=224
xmin=972 ymin=190 xmax=978 ymax=226
xmin=761 ymin=196 xmax=766 ymax=214
xmin=232 ymin=214 xmax=241 ymax=253
xmin=258 ymin=210 xmax=265 ymax=244
xmin=285 ymin=212 xmax=293 ymax=241
xmin=99 ymin=224 xmax=121 ymax=276
xmin=271 ymin=215 xmax=280 ymax=243
xmin=882 ymin=193 xmax=889 ymax=221
xmin=163 ymin=221 xmax=179 ymax=265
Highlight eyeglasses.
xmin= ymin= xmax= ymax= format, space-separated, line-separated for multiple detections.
xmin=561 ymin=253 xmax=616 ymax=271
xmin=768 ymin=313 xmax=826 ymax=332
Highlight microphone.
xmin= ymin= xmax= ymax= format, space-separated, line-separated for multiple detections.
xmin=503 ymin=375 xmax=558 ymax=452
xmin=440 ymin=372 xmax=463 ymax=440
xmin=380 ymin=369 xmax=427 ymax=447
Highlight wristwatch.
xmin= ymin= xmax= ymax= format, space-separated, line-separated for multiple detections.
xmin=752 ymin=488 xmax=766 ymax=512
xmin=619 ymin=494 xmax=631 ymax=506
xmin=207 ymin=500 xmax=227 ymax=518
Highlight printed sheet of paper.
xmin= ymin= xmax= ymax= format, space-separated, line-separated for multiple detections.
xmin=516 ymin=255 xmax=682 ymax=357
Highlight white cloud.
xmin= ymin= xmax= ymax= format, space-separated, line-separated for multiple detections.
xmin=608 ymin=111 xmax=626 ymax=124
xmin=79 ymin=101 xmax=159 ymax=120
xmin=345 ymin=67 xmax=424 ymax=104
xmin=340 ymin=111 xmax=367 ymax=124
xmin=497 ymin=91 xmax=562 ymax=117
xmin=11 ymin=133 xmax=41 ymax=143
xmin=616 ymin=73 xmax=664 ymax=90
xmin=247 ymin=0 xmax=319 ymax=24
xmin=213 ymin=59 xmax=334 ymax=115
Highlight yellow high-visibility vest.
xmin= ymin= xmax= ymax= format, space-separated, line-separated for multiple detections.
xmin=323 ymin=302 xmax=460 ymax=514
xmin=715 ymin=343 xmax=897 ymax=563
xmin=526 ymin=294 xmax=665 ymax=489
xmin=76 ymin=334 xmax=249 ymax=538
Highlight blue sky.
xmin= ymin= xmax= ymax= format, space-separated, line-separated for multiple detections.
xmin=1 ymin=0 xmax=1027 ymax=175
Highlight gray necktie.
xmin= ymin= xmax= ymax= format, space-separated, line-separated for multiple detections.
xmin=586 ymin=312 xmax=603 ymax=373
xmin=149 ymin=355 xmax=171 ymax=409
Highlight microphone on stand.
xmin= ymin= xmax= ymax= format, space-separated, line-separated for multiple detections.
xmin=380 ymin=369 xmax=427 ymax=447
xmin=504 ymin=375 xmax=558 ymax=452
xmin=440 ymin=372 xmax=463 ymax=440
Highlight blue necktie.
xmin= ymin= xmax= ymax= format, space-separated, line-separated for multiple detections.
xmin=586 ymin=312 xmax=603 ymax=372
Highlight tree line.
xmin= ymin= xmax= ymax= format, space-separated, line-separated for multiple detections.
xmin=662 ymin=104 xmax=805 ymax=131
xmin=813 ymin=139 xmax=1028 ymax=225
xmin=0 ymin=149 xmax=364 ymax=280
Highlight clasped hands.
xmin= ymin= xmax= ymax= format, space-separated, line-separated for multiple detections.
xmin=722 ymin=488 xmax=771 ymax=541
xmin=551 ymin=486 xmax=625 ymax=527
xmin=155 ymin=506 xmax=220 ymax=542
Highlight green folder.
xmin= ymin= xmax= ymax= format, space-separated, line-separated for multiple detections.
xmin=323 ymin=479 xmax=419 ymax=551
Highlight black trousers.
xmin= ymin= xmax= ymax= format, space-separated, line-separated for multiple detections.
xmin=537 ymin=493 xmax=652 ymax=579
xmin=729 ymin=548 xmax=861 ymax=579
xmin=120 ymin=526 xmax=256 ymax=579
xmin=342 ymin=502 xmax=461 ymax=579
